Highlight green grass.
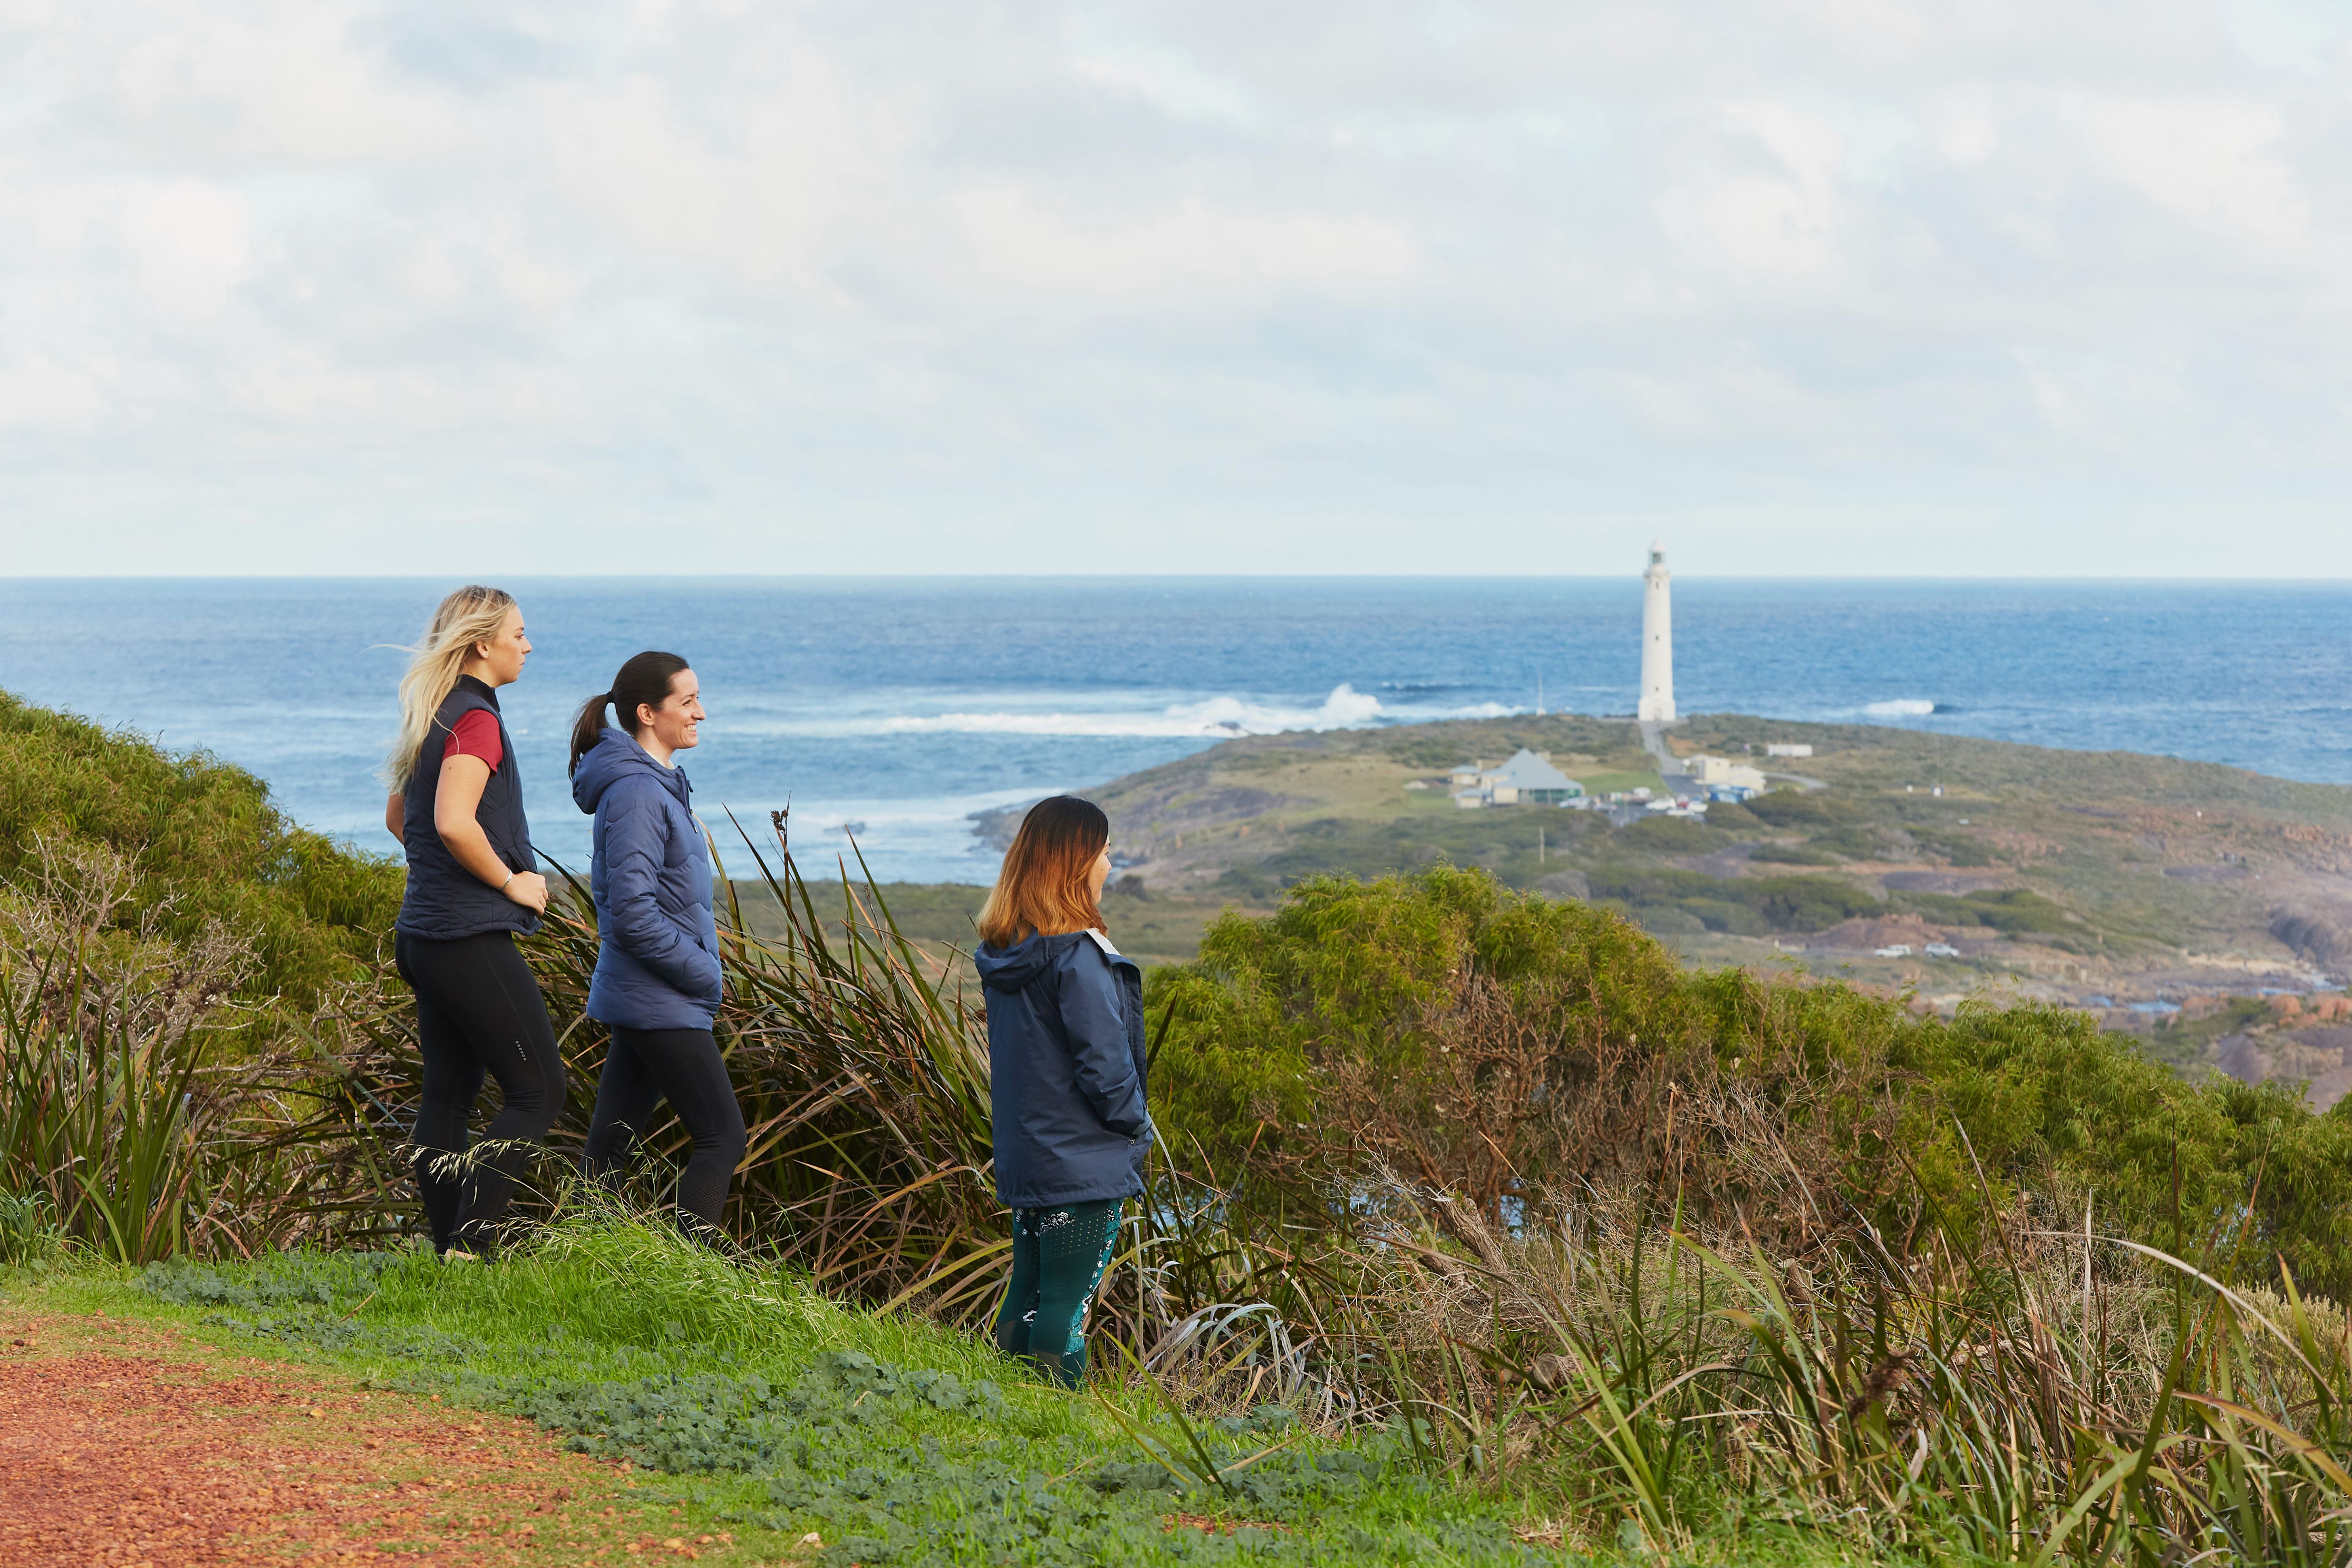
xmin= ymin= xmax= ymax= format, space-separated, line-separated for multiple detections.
xmin=3 ymin=1217 xmax=1880 ymax=1567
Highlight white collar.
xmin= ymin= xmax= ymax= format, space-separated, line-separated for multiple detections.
xmin=1085 ymin=928 xmax=1122 ymax=957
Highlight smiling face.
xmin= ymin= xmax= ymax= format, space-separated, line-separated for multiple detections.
xmin=470 ymin=606 xmax=531 ymax=687
xmin=637 ymin=667 xmax=705 ymax=754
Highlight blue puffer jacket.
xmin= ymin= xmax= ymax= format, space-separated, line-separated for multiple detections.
xmin=975 ymin=929 xmax=1150 ymax=1209
xmin=572 ymin=728 xmax=722 ymax=1030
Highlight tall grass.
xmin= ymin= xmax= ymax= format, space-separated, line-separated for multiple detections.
xmin=0 ymin=837 xmax=401 ymax=1261
xmin=1299 ymin=1166 xmax=2352 ymax=1561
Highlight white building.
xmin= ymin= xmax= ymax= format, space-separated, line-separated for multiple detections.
xmin=1684 ymin=756 xmax=1768 ymax=793
xmin=1765 ymin=742 xmax=1814 ymax=759
xmin=1453 ymin=749 xmax=1585 ymax=808
xmin=1637 ymin=541 xmax=1675 ymax=722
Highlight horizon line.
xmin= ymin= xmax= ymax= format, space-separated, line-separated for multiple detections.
xmin=8 ymin=572 xmax=2352 ymax=585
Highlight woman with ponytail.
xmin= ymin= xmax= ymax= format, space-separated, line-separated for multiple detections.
xmin=972 ymin=796 xmax=1150 ymax=1389
xmin=382 ymin=585 xmax=565 ymax=1260
xmin=568 ymin=652 xmax=743 ymax=1242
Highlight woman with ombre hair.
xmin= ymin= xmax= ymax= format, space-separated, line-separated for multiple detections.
xmin=381 ymin=585 xmax=565 ymax=1260
xmin=972 ymin=795 xmax=1149 ymax=1389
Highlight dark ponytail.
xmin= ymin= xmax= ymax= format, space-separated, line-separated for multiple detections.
xmin=569 ymin=650 xmax=691 ymax=776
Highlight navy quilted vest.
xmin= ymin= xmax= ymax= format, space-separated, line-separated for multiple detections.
xmin=394 ymin=675 xmax=539 ymax=940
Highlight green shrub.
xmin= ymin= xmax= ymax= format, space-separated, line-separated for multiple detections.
xmin=1150 ymin=866 xmax=2352 ymax=1293
xmin=1905 ymin=886 xmax=2079 ymax=936
xmin=1582 ymin=862 xmax=1882 ymax=932
xmin=1747 ymin=841 xmax=1840 ymax=865
xmin=0 ymin=691 xmax=403 ymax=1012
xmin=1619 ymin=816 xmax=1714 ymax=853
xmin=1746 ymin=789 xmax=1862 ymax=829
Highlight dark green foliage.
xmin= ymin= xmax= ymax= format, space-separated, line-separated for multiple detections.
xmin=1805 ymin=825 xmax=1893 ymax=860
xmin=138 ymin=1250 xmax=404 ymax=1309
xmin=1744 ymin=842 xmax=1840 ymax=866
xmin=1904 ymin=887 xmax=2079 ymax=936
xmin=1617 ymin=816 xmax=1714 ymax=854
xmin=518 ymin=1352 xmax=1008 ymax=1474
xmin=1385 ymin=737 xmax=1472 ymax=770
xmin=1700 ymin=799 xmax=1760 ymax=828
xmin=1584 ymin=864 xmax=1880 ymax=932
xmin=0 ymin=690 xmax=404 ymax=1012
xmin=1904 ymin=827 xmax=1997 ymax=866
xmin=1744 ymin=790 xmax=1863 ymax=829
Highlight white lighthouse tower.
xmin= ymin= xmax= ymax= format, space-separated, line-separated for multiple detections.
xmin=1637 ymin=541 xmax=1676 ymax=723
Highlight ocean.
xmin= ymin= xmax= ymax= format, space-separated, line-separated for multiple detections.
xmin=3 ymin=577 xmax=2347 ymax=883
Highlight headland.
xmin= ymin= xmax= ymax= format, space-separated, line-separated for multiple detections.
xmin=878 ymin=711 xmax=2352 ymax=1102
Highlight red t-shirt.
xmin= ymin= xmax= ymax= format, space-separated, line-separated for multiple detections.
xmin=443 ymin=709 xmax=504 ymax=771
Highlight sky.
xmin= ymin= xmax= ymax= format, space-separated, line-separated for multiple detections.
xmin=2 ymin=1 xmax=2350 ymax=578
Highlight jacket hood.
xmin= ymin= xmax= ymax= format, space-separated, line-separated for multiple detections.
xmin=571 ymin=727 xmax=691 ymax=814
xmin=975 ymin=930 xmax=1074 ymax=993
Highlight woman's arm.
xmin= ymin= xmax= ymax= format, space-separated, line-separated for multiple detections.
xmin=602 ymin=785 xmax=722 ymax=997
xmin=384 ymin=792 xmax=404 ymax=845
xmin=433 ymin=755 xmax=549 ymax=913
xmin=1057 ymin=947 xmax=1146 ymax=1136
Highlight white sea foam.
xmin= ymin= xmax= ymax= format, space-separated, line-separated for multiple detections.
xmin=1864 ymin=699 xmax=1937 ymax=717
xmin=734 ymin=684 xmax=1398 ymax=740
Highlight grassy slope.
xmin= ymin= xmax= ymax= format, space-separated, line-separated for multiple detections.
xmin=7 ymin=1226 xmax=1883 ymax=1568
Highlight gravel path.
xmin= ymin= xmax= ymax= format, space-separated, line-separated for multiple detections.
xmin=0 ymin=1309 xmax=693 ymax=1566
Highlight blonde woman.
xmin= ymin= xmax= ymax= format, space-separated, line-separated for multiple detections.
xmin=382 ymin=585 xmax=565 ymax=1260
xmin=973 ymin=796 xmax=1150 ymax=1388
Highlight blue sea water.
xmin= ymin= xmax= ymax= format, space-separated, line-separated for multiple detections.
xmin=1 ymin=577 xmax=2347 ymax=883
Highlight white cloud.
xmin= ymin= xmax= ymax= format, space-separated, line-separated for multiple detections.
xmin=2 ymin=0 xmax=2351 ymax=577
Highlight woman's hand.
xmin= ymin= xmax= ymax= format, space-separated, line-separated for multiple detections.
xmin=503 ymin=869 xmax=550 ymax=914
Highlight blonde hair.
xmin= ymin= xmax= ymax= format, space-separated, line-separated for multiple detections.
xmin=975 ymin=796 xmax=1110 ymax=949
xmin=382 ymin=585 xmax=519 ymax=789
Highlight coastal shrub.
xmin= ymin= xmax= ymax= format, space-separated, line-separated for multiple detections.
xmin=1618 ymin=815 xmax=1713 ymax=853
xmin=1904 ymin=886 xmax=2078 ymax=936
xmin=1745 ymin=789 xmax=1863 ymax=828
xmin=1806 ymin=824 xmax=1895 ymax=860
xmin=0 ymin=690 xmax=403 ymax=1012
xmin=1906 ymin=826 xmax=1997 ymax=866
xmin=1745 ymin=841 xmax=1839 ymax=865
xmin=1583 ymin=863 xmax=1882 ymax=932
xmin=1150 ymin=866 xmax=2352 ymax=1292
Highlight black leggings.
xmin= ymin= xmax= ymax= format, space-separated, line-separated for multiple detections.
xmin=395 ymin=930 xmax=567 ymax=1255
xmin=582 ymin=1026 xmax=747 ymax=1237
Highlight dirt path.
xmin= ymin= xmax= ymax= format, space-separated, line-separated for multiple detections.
xmin=0 ymin=1309 xmax=738 ymax=1566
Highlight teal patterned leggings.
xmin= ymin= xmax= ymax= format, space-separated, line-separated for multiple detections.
xmin=992 ymin=1199 xmax=1122 ymax=1389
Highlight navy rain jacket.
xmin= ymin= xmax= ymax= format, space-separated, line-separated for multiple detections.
xmin=571 ymin=728 xmax=723 ymax=1031
xmin=975 ymin=929 xmax=1151 ymax=1209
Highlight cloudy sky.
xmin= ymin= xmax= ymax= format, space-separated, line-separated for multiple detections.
xmin=3 ymin=0 xmax=2349 ymax=576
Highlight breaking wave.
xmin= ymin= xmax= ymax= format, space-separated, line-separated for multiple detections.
xmin=880 ymin=684 xmax=1384 ymax=738
xmin=735 ymin=684 xmax=1420 ymax=740
xmin=1864 ymin=699 xmax=1937 ymax=718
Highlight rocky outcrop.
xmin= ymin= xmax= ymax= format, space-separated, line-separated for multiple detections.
xmin=2272 ymin=903 xmax=2352 ymax=970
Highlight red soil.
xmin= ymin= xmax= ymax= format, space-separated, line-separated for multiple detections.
xmin=0 ymin=1310 xmax=684 ymax=1566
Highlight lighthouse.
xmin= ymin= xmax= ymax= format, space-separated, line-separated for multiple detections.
xmin=1637 ymin=541 xmax=1675 ymax=723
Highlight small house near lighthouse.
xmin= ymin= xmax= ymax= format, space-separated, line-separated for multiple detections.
xmin=1637 ymin=541 xmax=1676 ymax=722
